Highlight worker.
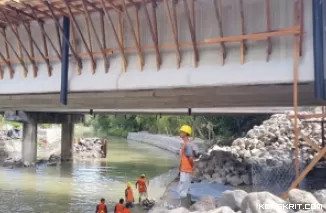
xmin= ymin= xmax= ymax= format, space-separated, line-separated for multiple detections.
xmin=135 ymin=174 xmax=148 ymax=203
xmin=95 ymin=198 xmax=108 ymax=213
xmin=178 ymin=125 xmax=194 ymax=200
xmin=114 ymin=198 xmax=125 ymax=213
xmin=123 ymin=204 xmax=131 ymax=213
xmin=125 ymin=182 xmax=134 ymax=208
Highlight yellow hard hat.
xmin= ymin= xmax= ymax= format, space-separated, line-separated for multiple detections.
xmin=141 ymin=174 xmax=145 ymax=177
xmin=127 ymin=182 xmax=132 ymax=187
xmin=180 ymin=125 xmax=192 ymax=135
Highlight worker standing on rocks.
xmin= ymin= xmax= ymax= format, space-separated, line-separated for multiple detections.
xmin=178 ymin=125 xmax=194 ymax=206
xmin=125 ymin=182 xmax=134 ymax=208
xmin=135 ymin=174 xmax=148 ymax=203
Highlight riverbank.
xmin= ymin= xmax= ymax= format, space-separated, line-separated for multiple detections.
xmin=0 ymin=127 xmax=107 ymax=167
xmin=127 ymin=132 xmax=207 ymax=154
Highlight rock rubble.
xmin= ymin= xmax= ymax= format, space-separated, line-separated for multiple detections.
xmin=194 ymin=108 xmax=326 ymax=186
xmin=73 ymin=138 xmax=107 ymax=159
xmin=151 ymin=188 xmax=326 ymax=213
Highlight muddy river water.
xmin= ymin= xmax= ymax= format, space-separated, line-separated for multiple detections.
xmin=0 ymin=137 xmax=179 ymax=213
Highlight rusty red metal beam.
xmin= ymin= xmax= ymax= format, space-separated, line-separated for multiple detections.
xmin=81 ymin=0 xmax=110 ymax=72
xmin=142 ymin=0 xmax=161 ymax=70
xmin=239 ymin=0 xmax=247 ymax=64
xmin=14 ymin=9 xmax=52 ymax=77
xmin=30 ymin=6 xmax=62 ymax=61
xmin=265 ymin=0 xmax=272 ymax=62
xmin=213 ymin=0 xmax=226 ymax=65
xmin=63 ymin=0 xmax=96 ymax=73
xmin=183 ymin=0 xmax=199 ymax=68
xmin=43 ymin=0 xmax=82 ymax=70
xmin=122 ymin=0 xmax=144 ymax=71
xmin=0 ymin=8 xmax=38 ymax=77
xmin=0 ymin=28 xmax=28 ymax=76
xmin=1 ymin=28 xmax=13 ymax=79
xmin=101 ymin=0 xmax=127 ymax=71
xmin=164 ymin=0 xmax=181 ymax=68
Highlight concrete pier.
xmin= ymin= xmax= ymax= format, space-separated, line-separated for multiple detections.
xmin=61 ymin=120 xmax=74 ymax=161
xmin=22 ymin=122 xmax=37 ymax=166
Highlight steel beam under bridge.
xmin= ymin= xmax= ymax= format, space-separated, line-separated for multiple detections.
xmin=19 ymin=107 xmax=299 ymax=115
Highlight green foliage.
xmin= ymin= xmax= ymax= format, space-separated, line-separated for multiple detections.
xmin=0 ymin=115 xmax=22 ymax=129
xmin=89 ymin=114 xmax=270 ymax=142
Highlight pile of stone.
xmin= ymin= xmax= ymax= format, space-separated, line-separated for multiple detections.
xmin=193 ymin=108 xmax=325 ymax=186
xmin=151 ymin=188 xmax=326 ymax=213
xmin=73 ymin=138 xmax=107 ymax=158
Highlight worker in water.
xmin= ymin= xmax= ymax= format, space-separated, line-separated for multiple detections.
xmin=135 ymin=174 xmax=148 ymax=203
xmin=178 ymin=125 xmax=194 ymax=202
xmin=114 ymin=198 xmax=125 ymax=213
xmin=125 ymin=182 xmax=134 ymax=208
xmin=96 ymin=198 xmax=108 ymax=213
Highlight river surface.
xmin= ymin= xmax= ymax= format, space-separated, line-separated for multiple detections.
xmin=0 ymin=137 xmax=179 ymax=213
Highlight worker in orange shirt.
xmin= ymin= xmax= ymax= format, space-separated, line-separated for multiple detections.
xmin=114 ymin=198 xmax=124 ymax=213
xmin=95 ymin=198 xmax=108 ymax=213
xmin=125 ymin=182 xmax=134 ymax=208
xmin=135 ymin=174 xmax=148 ymax=203
xmin=178 ymin=125 xmax=194 ymax=200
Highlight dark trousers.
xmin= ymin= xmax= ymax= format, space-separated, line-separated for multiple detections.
xmin=126 ymin=202 xmax=133 ymax=208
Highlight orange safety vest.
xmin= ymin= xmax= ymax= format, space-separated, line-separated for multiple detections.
xmin=97 ymin=203 xmax=107 ymax=213
xmin=136 ymin=178 xmax=147 ymax=193
xmin=124 ymin=208 xmax=131 ymax=213
xmin=126 ymin=187 xmax=134 ymax=202
xmin=180 ymin=142 xmax=194 ymax=173
xmin=115 ymin=203 xmax=124 ymax=213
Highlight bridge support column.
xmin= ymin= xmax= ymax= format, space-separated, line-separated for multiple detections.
xmin=61 ymin=117 xmax=74 ymax=161
xmin=22 ymin=121 xmax=37 ymax=166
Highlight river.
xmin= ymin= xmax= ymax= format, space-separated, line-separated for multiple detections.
xmin=0 ymin=137 xmax=179 ymax=213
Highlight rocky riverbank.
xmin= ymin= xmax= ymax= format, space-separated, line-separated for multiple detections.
xmin=0 ymin=127 xmax=107 ymax=167
xmin=152 ymin=188 xmax=326 ymax=213
xmin=193 ymin=107 xmax=326 ymax=187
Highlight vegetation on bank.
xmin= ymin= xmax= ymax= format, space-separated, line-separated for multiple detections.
xmin=0 ymin=114 xmax=271 ymax=144
xmin=86 ymin=114 xmax=270 ymax=143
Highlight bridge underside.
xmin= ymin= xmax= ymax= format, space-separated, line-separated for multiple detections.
xmin=0 ymin=83 xmax=319 ymax=111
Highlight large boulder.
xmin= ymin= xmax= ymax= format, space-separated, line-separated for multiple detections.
xmin=241 ymin=191 xmax=289 ymax=213
xmin=190 ymin=195 xmax=216 ymax=212
xmin=208 ymin=206 xmax=235 ymax=213
xmin=217 ymin=190 xmax=247 ymax=211
xmin=169 ymin=207 xmax=190 ymax=213
xmin=288 ymin=189 xmax=321 ymax=210
xmin=313 ymin=189 xmax=326 ymax=209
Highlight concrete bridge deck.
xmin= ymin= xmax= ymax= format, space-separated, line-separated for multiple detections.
xmin=0 ymin=0 xmax=315 ymax=110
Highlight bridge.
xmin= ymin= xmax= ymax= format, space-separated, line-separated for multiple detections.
xmin=0 ymin=0 xmax=324 ymax=191
xmin=0 ymin=0 xmax=318 ymax=111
